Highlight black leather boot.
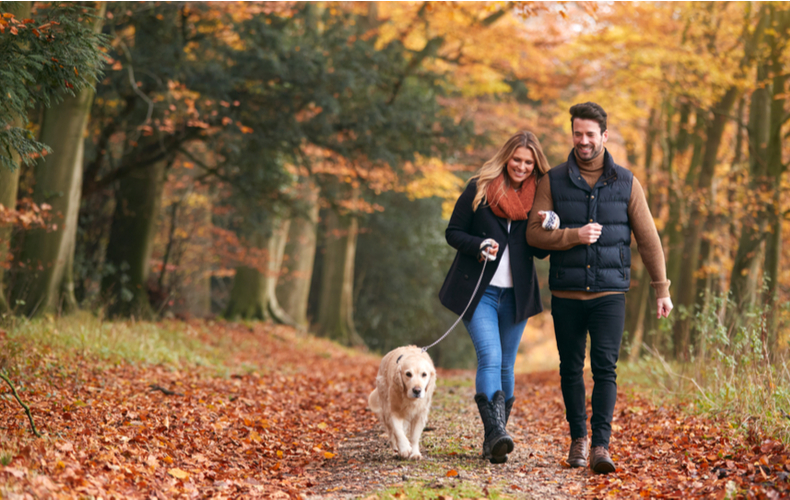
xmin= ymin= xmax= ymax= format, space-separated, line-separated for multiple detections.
xmin=505 ymin=396 xmax=515 ymax=425
xmin=474 ymin=391 xmax=514 ymax=464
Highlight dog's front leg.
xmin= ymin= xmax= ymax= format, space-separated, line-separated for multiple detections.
xmin=407 ymin=414 xmax=428 ymax=460
xmin=388 ymin=416 xmax=412 ymax=458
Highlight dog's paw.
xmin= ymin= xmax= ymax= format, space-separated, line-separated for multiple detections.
xmin=408 ymin=450 xmax=422 ymax=460
xmin=396 ymin=445 xmax=412 ymax=459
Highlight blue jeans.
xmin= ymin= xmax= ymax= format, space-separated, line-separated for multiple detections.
xmin=463 ymin=286 xmax=527 ymax=401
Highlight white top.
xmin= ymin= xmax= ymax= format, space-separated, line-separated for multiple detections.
xmin=489 ymin=220 xmax=513 ymax=288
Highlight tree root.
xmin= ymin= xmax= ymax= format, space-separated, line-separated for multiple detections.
xmin=0 ymin=371 xmax=42 ymax=438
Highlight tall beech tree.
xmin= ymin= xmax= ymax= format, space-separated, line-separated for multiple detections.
xmin=213 ymin=3 xmax=476 ymax=339
xmin=275 ymin=178 xmax=319 ymax=328
xmin=729 ymin=4 xmax=790 ymax=347
xmin=0 ymin=2 xmax=107 ymax=314
xmin=13 ymin=2 xmax=107 ymax=316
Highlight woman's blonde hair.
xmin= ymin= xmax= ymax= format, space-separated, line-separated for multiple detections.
xmin=470 ymin=131 xmax=550 ymax=211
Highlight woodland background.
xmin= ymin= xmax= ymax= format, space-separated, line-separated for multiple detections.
xmin=1 ymin=0 xmax=790 ymax=373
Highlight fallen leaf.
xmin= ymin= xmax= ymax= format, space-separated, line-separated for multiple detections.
xmin=168 ymin=468 xmax=189 ymax=479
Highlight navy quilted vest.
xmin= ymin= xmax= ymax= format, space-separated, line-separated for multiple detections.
xmin=548 ymin=150 xmax=633 ymax=292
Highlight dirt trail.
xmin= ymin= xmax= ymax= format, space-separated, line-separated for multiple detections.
xmin=307 ymin=369 xmax=587 ymax=499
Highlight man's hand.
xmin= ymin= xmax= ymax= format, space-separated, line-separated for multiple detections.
xmin=578 ymin=223 xmax=603 ymax=245
xmin=657 ymin=297 xmax=673 ymax=319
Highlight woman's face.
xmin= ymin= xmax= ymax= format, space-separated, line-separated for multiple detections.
xmin=506 ymin=146 xmax=535 ymax=189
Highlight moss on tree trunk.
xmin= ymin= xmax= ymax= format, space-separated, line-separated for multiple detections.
xmin=276 ymin=180 xmax=319 ymax=328
xmin=101 ymin=160 xmax=167 ymax=319
xmin=315 ymin=208 xmax=364 ymax=346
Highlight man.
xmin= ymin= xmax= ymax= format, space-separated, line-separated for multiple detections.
xmin=526 ymin=102 xmax=672 ymax=474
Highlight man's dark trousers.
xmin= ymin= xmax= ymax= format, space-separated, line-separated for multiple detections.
xmin=551 ymin=294 xmax=626 ymax=448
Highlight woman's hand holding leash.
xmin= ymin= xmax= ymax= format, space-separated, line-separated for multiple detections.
xmin=479 ymin=239 xmax=499 ymax=262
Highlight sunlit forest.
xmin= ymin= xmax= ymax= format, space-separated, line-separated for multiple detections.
xmin=4 ymin=1 xmax=790 ymax=497
xmin=2 ymin=1 xmax=789 ymax=367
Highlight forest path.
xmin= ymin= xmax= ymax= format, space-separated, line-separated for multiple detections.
xmin=1 ymin=321 xmax=788 ymax=499
xmin=307 ymin=369 xmax=585 ymax=499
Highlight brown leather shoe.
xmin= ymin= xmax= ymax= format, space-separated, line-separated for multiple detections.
xmin=567 ymin=437 xmax=588 ymax=468
xmin=590 ymin=446 xmax=616 ymax=474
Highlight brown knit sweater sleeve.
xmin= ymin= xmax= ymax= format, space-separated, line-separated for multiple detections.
xmin=628 ymin=177 xmax=670 ymax=298
xmin=526 ymin=175 xmax=582 ymax=251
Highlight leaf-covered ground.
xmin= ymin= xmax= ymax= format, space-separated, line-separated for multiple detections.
xmin=1 ymin=321 xmax=788 ymax=499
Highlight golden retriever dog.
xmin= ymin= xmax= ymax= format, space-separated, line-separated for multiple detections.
xmin=368 ymin=345 xmax=436 ymax=460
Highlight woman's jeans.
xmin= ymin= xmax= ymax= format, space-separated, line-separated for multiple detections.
xmin=463 ymin=286 xmax=527 ymax=401
xmin=551 ymin=294 xmax=626 ymax=449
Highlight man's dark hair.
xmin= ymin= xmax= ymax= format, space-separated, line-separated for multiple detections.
xmin=569 ymin=102 xmax=607 ymax=133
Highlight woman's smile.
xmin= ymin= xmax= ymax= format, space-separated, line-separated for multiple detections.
xmin=506 ymin=146 xmax=535 ymax=188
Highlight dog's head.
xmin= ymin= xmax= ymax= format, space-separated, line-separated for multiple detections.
xmin=397 ymin=351 xmax=436 ymax=400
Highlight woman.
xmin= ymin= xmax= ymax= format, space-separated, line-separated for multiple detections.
xmin=439 ymin=131 xmax=554 ymax=464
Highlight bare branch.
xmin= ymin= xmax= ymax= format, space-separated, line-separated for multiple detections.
xmin=0 ymin=371 xmax=42 ymax=437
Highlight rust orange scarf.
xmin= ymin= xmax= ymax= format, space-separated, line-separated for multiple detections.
xmin=485 ymin=173 xmax=536 ymax=221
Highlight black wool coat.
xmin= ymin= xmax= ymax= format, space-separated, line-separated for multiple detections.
xmin=438 ymin=179 xmax=548 ymax=323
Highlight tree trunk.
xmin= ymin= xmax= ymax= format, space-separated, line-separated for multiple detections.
xmin=0 ymin=1 xmax=32 ymax=314
xmin=762 ymin=8 xmax=790 ymax=351
xmin=14 ymin=82 xmax=98 ymax=316
xmin=627 ymin=265 xmax=651 ymax=363
xmin=11 ymin=2 xmax=105 ymax=316
xmin=0 ymin=168 xmax=20 ymax=315
xmin=266 ymin=219 xmax=298 ymax=327
xmin=673 ymin=87 xmax=740 ymax=358
xmin=665 ymin=110 xmax=705 ymax=290
xmin=225 ymin=266 xmax=269 ymax=320
xmin=315 ymin=208 xmax=364 ymax=346
xmin=729 ymin=46 xmax=773 ymax=315
xmin=101 ymin=160 xmax=168 ymax=318
xmin=224 ymin=217 xmax=291 ymax=321
xmin=275 ymin=180 xmax=319 ymax=328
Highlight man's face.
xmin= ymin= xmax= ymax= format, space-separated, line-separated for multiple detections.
xmin=572 ymin=118 xmax=608 ymax=161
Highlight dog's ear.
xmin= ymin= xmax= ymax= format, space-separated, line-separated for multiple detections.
xmin=427 ymin=367 xmax=437 ymax=395
xmin=391 ymin=360 xmax=407 ymax=394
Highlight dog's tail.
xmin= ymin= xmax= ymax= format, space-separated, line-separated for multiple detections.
xmin=368 ymin=388 xmax=381 ymax=415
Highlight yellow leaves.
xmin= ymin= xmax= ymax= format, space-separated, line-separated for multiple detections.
xmin=168 ymin=468 xmax=189 ymax=479
xmin=317 ymin=422 xmax=328 ymax=429
xmin=249 ymin=431 xmax=262 ymax=443
xmin=402 ymin=155 xmax=464 ymax=219
xmin=323 ymin=452 xmax=336 ymax=459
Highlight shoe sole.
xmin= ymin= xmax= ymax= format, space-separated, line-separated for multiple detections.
xmin=592 ymin=461 xmax=616 ymax=474
xmin=491 ymin=436 xmax=514 ymax=457
xmin=568 ymin=459 xmax=587 ymax=468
